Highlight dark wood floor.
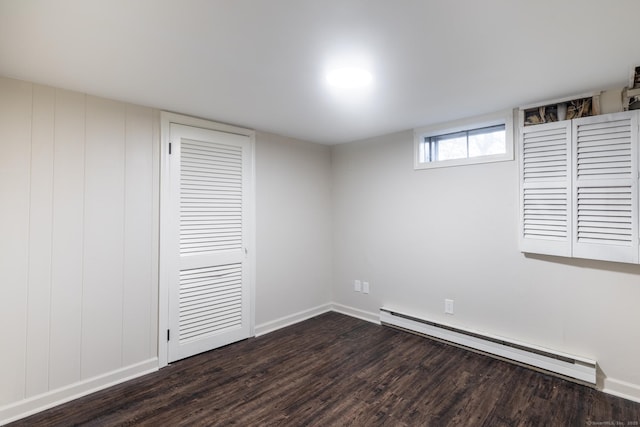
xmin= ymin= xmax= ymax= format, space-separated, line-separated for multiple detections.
xmin=10 ymin=312 xmax=640 ymax=426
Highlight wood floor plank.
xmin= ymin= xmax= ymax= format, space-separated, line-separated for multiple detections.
xmin=9 ymin=312 xmax=640 ymax=426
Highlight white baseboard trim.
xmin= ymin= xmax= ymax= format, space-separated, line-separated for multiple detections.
xmin=254 ymin=303 xmax=379 ymax=338
xmin=331 ymin=303 xmax=380 ymax=325
xmin=254 ymin=303 xmax=332 ymax=337
xmin=603 ymin=377 xmax=640 ymax=403
xmin=0 ymin=358 xmax=158 ymax=426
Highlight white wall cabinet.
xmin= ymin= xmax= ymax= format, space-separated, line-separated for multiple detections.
xmin=519 ymin=110 xmax=640 ymax=263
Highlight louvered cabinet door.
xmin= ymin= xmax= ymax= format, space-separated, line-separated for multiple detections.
xmin=168 ymin=124 xmax=251 ymax=363
xmin=572 ymin=111 xmax=639 ymax=263
xmin=519 ymin=121 xmax=572 ymax=256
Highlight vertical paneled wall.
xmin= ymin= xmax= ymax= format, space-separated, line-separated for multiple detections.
xmin=0 ymin=77 xmax=158 ymax=408
xmin=0 ymin=78 xmax=32 ymax=406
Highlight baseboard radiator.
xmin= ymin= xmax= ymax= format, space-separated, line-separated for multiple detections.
xmin=379 ymin=307 xmax=597 ymax=385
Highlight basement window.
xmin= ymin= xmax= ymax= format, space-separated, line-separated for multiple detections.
xmin=414 ymin=110 xmax=514 ymax=169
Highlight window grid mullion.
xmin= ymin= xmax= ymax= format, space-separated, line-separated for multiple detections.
xmin=465 ymin=130 xmax=470 ymax=159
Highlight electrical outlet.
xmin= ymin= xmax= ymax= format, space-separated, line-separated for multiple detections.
xmin=445 ymin=299 xmax=454 ymax=314
xmin=354 ymin=280 xmax=361 ymax=292
xmin=362 ymin=281 xmax=370 ymax=294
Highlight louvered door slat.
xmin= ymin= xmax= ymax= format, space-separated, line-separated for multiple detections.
xmin=576 ymin=131 xmax=630 ymax=142
xmin=520 ymin=121 xmax=571 ymax=255
xmin=578 ymin=168 xmax=632 ymax=178
xmin=578 ymin=157 xmax=630 ymax=166
xmin=180 ymin=232 xmax=242 ymax=240
xmin=573 ymin=112 xmax=639 ymax=263
xmin=576 ymin=119 xmax=632 ymax=132
xmin=577 ymin=138 xmax=632 ymax=148
xmin=524 ymin=144 xmax=566 ymax=154
xmin=524 ymin=159 xmax=567 ymax=168
xmin=181 ymin=228 xmax=241 ymax=234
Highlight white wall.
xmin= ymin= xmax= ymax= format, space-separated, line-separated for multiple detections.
xmin=331 ymin=128 xmax=640 ymax=401
xmin=254 ymin=132 xmax=333 ymax=332
xmin=0 ymin=77 xmax=159 ymax=422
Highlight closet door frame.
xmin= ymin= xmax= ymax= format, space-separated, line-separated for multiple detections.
xmin=159 ymin=112 xmax=255 ymax=368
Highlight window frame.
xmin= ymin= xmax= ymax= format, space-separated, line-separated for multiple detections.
xmin=413 ymin=110 xmax=515 ymax=170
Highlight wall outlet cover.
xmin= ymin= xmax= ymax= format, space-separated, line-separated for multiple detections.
xmin=445 ymin=299 xmax=454 ymax=314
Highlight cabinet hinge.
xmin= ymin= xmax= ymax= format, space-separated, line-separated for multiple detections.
xmin=167 ymin=329 xmax=170 ymax=341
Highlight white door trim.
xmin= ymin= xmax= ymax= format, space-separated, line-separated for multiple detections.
xmin=159 ymin=111 xmax=255 ymax=368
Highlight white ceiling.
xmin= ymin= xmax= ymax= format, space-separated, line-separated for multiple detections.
xmin=1 ymin=0 xmax=639 ymax=144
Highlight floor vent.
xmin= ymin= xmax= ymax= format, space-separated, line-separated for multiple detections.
xmin=380 ymin=307 xmax=596 ymax=385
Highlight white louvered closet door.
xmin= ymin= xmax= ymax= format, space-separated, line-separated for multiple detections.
xmin=572 ymin=111 xmax=639 ymax=263
xmin=519 ymin=120 xmax=572 ymax=257
xmin=168 ymin=123 xmax=252 ymax=363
